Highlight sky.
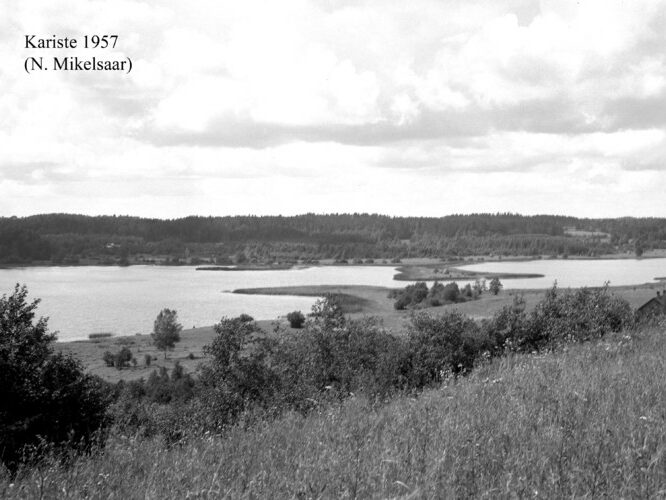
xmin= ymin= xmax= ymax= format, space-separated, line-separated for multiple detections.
xmin=2 ymin=0 xmax=666 ymax=218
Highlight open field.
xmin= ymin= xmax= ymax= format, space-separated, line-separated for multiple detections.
xmin=56 ymin=320 xmax=297 ymax=383
xmin=11 ymin=324 xmax=666 ymax=498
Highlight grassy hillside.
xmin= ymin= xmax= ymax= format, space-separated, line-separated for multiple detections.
xmin=4 ymin=324 xmax=666 ymax=498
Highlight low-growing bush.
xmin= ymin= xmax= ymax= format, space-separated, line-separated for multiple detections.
xmin=103 ymin=347 xmax=134 ymax=369
xmin=88 ymin=332 xmax=112 ymax=340
xmin=287 ymin=310 xmax=305 ymax=328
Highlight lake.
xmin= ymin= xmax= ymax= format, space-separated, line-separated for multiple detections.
xmin=0 ymin=265 xmax=401 ymax=341
xmin=457 ymin=258 xmax=666 ymax=289
xmin=2 ymin=259 xmax=665 ymax=342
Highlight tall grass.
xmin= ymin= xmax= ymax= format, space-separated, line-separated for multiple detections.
xmin=3 ymin=325 xmax=666 ymax=498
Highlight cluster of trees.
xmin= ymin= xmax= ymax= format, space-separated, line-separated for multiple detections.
xmin=0 ymin=282 xmax=640 ymax=471
xmin=2 ymin=213 xmax=665 ymax=264
xmin=390 ymin=278 xmax=502 ymax=309
xmin=390 ymin=282 xmax=469 ymax=309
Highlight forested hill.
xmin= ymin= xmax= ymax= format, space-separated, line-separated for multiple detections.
xmin=2 ymin=213 xmax=666 ymax=265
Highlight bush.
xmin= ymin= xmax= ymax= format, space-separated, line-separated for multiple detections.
xmin=103 ymin=350 xmax=116 ymax=367
xmin=0 ymin=284 xmax=111 ymax=470
xmin=407 ymin=310 xmax=490 ymax=388
xmin=525 ymin=285 xmax=633 ymax=349
xmin=482 ymin=294 xmax=528 ymax=353
xmin=115 ymin=347 xmax=133 ymax=368
xmin=88 ymin=332 xmax=112 ymax=340
xmin=102 ymin=347 xmax=134 ymax=369
xmin=393 ymin=282 xmax=429 ymax=310
xmin=271 ymin=302 xmax=409 ymax=402
xmin=440 ymin=282 xmax=461 ymax=302
xmin=482 ymin=285 xmax=634 ymax=354
xmin=287 ymin=310 xmax=306 ymax=328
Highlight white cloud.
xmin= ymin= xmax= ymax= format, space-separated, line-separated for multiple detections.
xmin=2 ymin=0 xmax=666 ymax=217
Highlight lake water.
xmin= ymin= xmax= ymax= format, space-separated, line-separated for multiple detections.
xmin=0 ymin=265 xmax=400 ymax=341
xmin=2 ymin=259 xmax=665 ymax=342
xmin=457 ymin=258 xmax=666 ymax=289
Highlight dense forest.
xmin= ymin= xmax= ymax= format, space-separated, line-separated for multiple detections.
xmin=1 ymin=213 xmax=665 ymax=265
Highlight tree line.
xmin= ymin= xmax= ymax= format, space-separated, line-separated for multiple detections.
xmin=2 ymin=213 xmax=666 ymax=264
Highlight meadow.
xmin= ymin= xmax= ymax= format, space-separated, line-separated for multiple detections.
xmin=4 ymin=324 xmax=665 ymax=498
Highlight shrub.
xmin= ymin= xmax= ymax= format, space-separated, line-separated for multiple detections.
xmin=115 ymin=347 xmax=133 ymax=368
xmin=526 ymin=285 xmax=633 ymax=349
xmin=482 ymin=294 xmax=528 ymax=353
xmin=287 ymin=310 xmax=306 ymax=328
xmin=483 ymin=285 xmax=634 ymax=354
xmin=103 ymin=347 xmax=134 ymax=369
xmin=407 ymin=310 xmax=489 ymax=387
xmin=441 ymin=282 xmax=461 ymax=302
xmin=103 ymin=350 xmax=116 ymax=367
xmin=393 ymin=282 xmax=428 ymax=309
xmin=88 ymin=332 xmax=112 ymax=340
xmin=0 ymin=284 xmax=111 ymax=470
xmin=271 ymin=303 xmax=409 ymax=402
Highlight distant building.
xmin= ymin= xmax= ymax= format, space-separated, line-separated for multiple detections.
xmin=636 ymin=290 xmax=666 ymax=320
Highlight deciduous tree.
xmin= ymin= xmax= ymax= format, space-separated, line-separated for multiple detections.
xmin=152 ymin=308 xmax=182 ymax=359
xmin=0 ymin=284 xmax=109 ymax=470
xmin=489 ymin=277 xmax=503 ymax=295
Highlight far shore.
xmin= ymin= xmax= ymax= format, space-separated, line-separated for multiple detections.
xmin=4 ymin=248 xmax=666 ymax=270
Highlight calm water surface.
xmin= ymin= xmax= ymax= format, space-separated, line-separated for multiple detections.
xmin=0 ymin=266 xmax=400 ymax=341
xmin=457 ymin=258 xmax=666 ymax=289
xmin=2 ymin=259 xmax=665 ymax=341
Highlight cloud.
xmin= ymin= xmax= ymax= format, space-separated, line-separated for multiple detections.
xmin=0 ymin=162 xmax=79 ymax=185
xmin=2 ymin=0 xmax=666 ymax=217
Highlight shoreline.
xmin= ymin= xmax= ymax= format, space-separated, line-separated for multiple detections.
xmin=393 ymin=264 xmax=544 ymax=282
xmin=4 ymin=251 xmax=666 ymax=270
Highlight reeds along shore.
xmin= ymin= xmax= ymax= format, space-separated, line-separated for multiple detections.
xmin=3 ymin=325 xmax=666 ymax=498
